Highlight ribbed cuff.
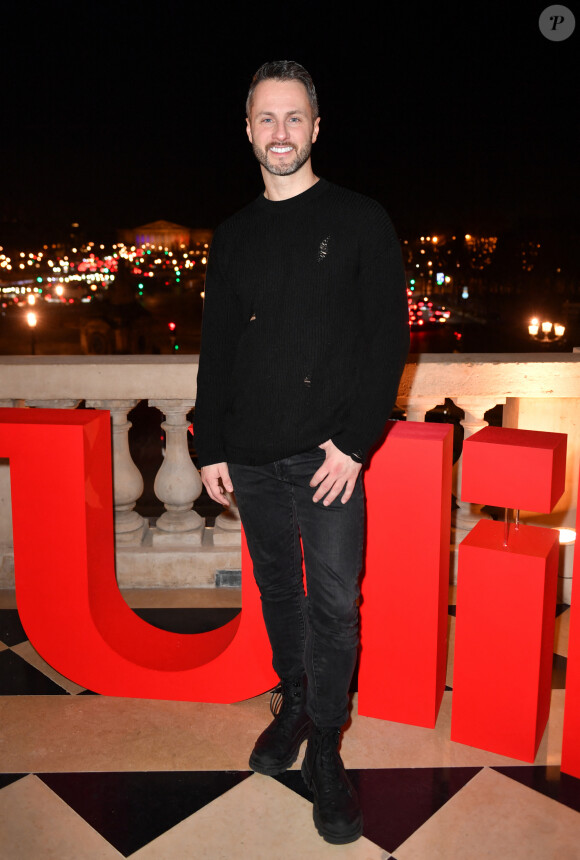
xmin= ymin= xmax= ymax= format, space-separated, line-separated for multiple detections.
xmin=331 ymin=434 xmax=367 ymax=465
xmin=196 ymin=449 xmax=228 ymax=468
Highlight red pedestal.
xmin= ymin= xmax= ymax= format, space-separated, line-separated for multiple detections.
xmin=461 ymin=426 xmax=566 ymax=512
xmin=451 ymin=520 xmax=559 ymax=762
xmin=560 ymin=476 xmax=580 ymax=778
xmin=358 ymin=420 xmax=453 ymax=728
xmin=0 ymin=408 xmax=276 ymax=702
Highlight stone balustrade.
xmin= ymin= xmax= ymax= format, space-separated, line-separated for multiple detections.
xmin=0 ymin=353 xmax=579 ymax=597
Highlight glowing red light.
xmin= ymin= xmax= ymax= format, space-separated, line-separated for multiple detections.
xmin=168 ymin=322 xmax=176 ymax=331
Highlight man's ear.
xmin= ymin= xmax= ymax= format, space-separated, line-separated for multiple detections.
xmin=246 ymin=117 xmax=253 ymax=144
xmin=312 ymin=116 xmax=320 ymax=144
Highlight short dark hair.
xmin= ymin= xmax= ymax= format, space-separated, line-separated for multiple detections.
xmin=246 ymin=60 xmax=319 ymax=119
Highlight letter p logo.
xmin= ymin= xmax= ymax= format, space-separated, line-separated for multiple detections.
xmin=539 ymin=5 xmax=576 ymax=40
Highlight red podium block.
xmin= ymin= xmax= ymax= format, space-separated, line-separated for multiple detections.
xmin=358 ymin=420 xmax=453 ymax=728
xmin=461 ymin=426 xmax=566 ymax=512
xmin=561 ymin=476 xmax=580 ymax=778
xmin=451 ymin=520 xmax=559 ymax=761
xmin=0 ymin=408 xmax=276 ymax=702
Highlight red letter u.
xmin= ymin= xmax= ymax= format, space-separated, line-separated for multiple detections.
xmin=0 ymin=407 xmax=276 ymax=701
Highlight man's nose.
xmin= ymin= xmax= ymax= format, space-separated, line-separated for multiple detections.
xmin=272 ymin=121 xmax=290 ymax=140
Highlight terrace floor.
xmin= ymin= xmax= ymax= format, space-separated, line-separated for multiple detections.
xmin=1 ymin=586 xmax=579 ymax=859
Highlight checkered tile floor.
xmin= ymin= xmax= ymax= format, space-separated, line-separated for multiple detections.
xmin=1 ymin=591 xmax=579 ymax=858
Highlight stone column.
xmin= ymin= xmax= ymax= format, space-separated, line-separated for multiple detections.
xmin=86 ymin=399 xmax=147 ymax=545
xmin=451 ymin=397 xmax=506 ymax=533
xmin=399 ymin=397 xmax=441 ymax=424
xmin=214 ymin=493 xmax=242 ymax=546
xmin=149 ymin=399 xmax=204 ymax=545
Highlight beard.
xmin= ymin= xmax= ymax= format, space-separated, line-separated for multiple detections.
xmin=252 ymin=141 xmax=312 ymax=176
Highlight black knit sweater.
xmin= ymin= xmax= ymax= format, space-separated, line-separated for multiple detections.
xmin=194 ymin=178 xmax=410 ymax=467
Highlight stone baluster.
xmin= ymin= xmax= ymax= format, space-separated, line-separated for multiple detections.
xmin=451 ymin=397 xmax=506 ymax=534
xmin=149 ymin=399 xmax=204 ymax=545
xmin=86 ymin=399 xmax=147 ymax=545
xmin=398 ymin=397 xmax=441 ymax=424
xmin=214 ymin=492 xmax=242 ymax=546
xmin=25 ymin=399 xmax=82 ymax=409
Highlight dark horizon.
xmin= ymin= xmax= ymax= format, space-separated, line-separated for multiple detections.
xmin=2 ymin=3 xmax=578 ymax=244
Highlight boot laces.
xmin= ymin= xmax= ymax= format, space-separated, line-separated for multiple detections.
xmin=269 ymin=678 xmax=303 ymax=717
xmin=315 ymin=730 xmax=349 ymax=797
xmin=270 ymin=684 xmax=284 ymax=717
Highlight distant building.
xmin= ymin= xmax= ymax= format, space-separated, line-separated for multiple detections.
xmin=118 ymin=220 xmax=213 ymax=250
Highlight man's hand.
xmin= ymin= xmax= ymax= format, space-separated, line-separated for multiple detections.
xmin=310 ymin=440 xmax=362 ymax=506
xmin=201 ymin=462 xmax=234 ymax=506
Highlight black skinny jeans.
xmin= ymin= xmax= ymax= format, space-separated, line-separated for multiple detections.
xmin=229 ymin=447 xmax=364 ymax=728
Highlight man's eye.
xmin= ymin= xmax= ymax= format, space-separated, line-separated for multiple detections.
xmin=289 ymin=117 xmax=301 ymax=123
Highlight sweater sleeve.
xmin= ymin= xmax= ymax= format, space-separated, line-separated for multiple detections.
xmin=330 ymin=207 xmax=410 ymax=463
xmin=193 ymin=230 xmax=245 ymax=466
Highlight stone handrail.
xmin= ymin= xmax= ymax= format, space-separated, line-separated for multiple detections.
xmin=401 ymin=353 xmax=580 ymax=399
xmin=0 ymin=353 xmax=579 ymax=400
xmin=0 ymin=355 xmax=201 ymax=401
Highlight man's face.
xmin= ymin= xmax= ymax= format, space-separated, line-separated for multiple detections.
xmin=246 ymin=79 xmax=320 ymax=177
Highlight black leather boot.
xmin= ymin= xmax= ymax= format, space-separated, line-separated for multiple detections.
xmin=301 ymin=726 xmax=363 ymax=844
xmin=249 ymin=675 xmax=312 ymax=776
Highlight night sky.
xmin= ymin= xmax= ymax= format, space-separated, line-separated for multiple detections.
xmin=2 ymin=2 xmax=578 ymax=243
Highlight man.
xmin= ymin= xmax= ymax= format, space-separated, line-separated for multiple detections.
xmin=195 ymin=60 xmax=409 ymax=845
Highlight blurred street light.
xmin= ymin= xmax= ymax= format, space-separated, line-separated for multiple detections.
xmin=26 ymin=311 xmax=37 ymax=355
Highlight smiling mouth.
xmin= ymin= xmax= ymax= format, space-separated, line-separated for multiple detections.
xmin=269 ymin=146 xmax=294 ymax=155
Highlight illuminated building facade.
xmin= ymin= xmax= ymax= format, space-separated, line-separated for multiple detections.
xmin=118 ymin=220 xmax=213 ymax=250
